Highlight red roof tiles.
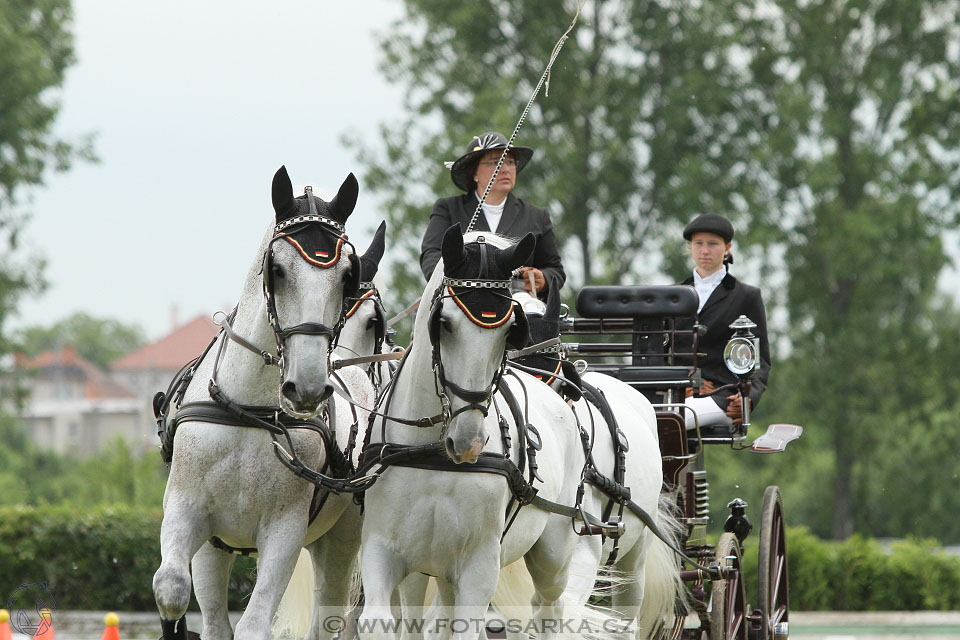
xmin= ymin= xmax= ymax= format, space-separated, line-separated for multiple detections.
xmin=111 ymin=315 xmax=219 ymax=371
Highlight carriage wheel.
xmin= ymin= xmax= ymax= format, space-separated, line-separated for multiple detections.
xmin=708 ymin=532 xmax=747 ymax=640
xmin=757 ymin=486 xmax=789 ymax=639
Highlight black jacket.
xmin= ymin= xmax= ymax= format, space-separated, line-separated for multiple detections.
xmin=419 ymin=193 xmax=566 ymax=294
xmin=677 ymin=273 xmax=771 ymax=408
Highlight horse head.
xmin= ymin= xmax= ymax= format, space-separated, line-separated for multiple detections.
xmin=267 ymin=166 xmax=360 ymax=418
xmin=337 ymin=221 xmax=388 ymax=361
xmin=431 ymin=225 xmax=535 ymax=463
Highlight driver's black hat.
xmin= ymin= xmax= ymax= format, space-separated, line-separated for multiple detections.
xmin=683 ymin=214 xmax=734 ymax=242
xmin=449 ymin=132 xmax=534 ymax=192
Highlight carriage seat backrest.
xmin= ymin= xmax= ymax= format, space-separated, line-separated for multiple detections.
xmin=575 ymin=285 xmax=699 ymax=319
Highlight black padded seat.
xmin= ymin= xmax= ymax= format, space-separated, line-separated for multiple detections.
xmin=576 ymin=285 xmax=698 ymax=319
xmin=592 ymin=366 xmax=695 ymax=386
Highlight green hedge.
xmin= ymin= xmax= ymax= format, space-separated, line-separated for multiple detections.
xmin=0 ymin=506 xmax=255 ymax=611
xmin=738 ymin=526 xmax=960 ymax=610
xmin=3 ymin=507 xmax=959 ymax=611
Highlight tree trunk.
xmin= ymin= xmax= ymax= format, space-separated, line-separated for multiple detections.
xmin=832 ymin=424 xmax=855 ymax=539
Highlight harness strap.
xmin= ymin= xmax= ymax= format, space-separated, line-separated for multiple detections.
xmin=331 ymin=382 xmax=445 ymax=429
xmin=213 ymin=311 xmax=280 ymax=367
xmin=386 ymin=298 xmax=420 ymax=328
xmin=506 ymin=337 xmax=561 ymax=361
xmin=332 ymin=351 xmax=405 ymax=370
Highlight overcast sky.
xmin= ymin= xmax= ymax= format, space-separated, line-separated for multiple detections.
xmin=15 ymin=0 xmax=405 ymax=339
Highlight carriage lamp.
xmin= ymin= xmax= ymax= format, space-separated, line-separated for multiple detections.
xmin=723 ymin=315 xmax=760 ymax=377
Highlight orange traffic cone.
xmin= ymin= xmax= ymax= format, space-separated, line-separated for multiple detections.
xmin=0 ymin=609 xmax=14 ymax=640
xmin=101 ymin=613 xmax=120 ymax=640
xmin=33 ymin=609 xmax=55 ymax=640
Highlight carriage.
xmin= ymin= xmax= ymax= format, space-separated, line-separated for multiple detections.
xmin=554 ymin=283 xmax=802 ymax=640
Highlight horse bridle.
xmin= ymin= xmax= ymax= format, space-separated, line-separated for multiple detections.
xmin=427 ymin=238 xmax=523 ymax=425
xmin=262 ymin=185 xmax=360 ymax=370
xmin=343 ymin=283 xmax=387 ymax=355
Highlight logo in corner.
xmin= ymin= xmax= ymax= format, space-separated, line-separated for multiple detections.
xmin=6 ymin=582 xmax=57 ymax=635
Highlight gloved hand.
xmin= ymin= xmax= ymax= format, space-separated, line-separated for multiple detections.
xmin=726 ymin=392 xmax=747 ymax=425
xmin=518 ymin=266 xmax=546 ymax=292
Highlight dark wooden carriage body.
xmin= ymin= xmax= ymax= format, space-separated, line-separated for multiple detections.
xmin=560 ymin=285 xmax=792 ymax=640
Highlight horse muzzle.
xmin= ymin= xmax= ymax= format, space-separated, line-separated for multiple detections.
xmin=444 ymin=432 xmax=489 ymax=464
xmin=279 ymin=379 xmax=333 ymax=418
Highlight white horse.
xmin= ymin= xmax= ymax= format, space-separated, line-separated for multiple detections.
xmin=503 ymin=287 xmax=687 ymax=639
xmin=153 ymin=166 xmax=376 ymax=640
xmin=357 ymin=227 xmax=661 ymax=640
xmin=335 ymin=220 xmax=399 ymax=394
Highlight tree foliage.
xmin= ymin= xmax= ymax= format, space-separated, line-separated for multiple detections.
xmin=0 ymin=0 xmax=96 ymax=354
xmin=354 ymin=0 xmax=960 ymax=541
xmin=16 ymin=311 xmax=147 ymax=370
xmin=347 ymin=0 xmax=775 ymax=306
xmin=737 ymin=0 xmax=960 ymax=538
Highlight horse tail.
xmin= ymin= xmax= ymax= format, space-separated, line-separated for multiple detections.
xmin=271 ymin=549 xmax=314 ymax=639
xmin=635 ymin=494 xmax=689 ymax=639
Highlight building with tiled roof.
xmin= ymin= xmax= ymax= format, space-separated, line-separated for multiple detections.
xmin=108 ymin=314 xmax=220 ymax=455
xmin=112 ymin=315 xmax=219 ymax=372
xmin=13 ymin=315 xmax=219 ymax=458
xmin=14 ymin=345 xmax=141 ymax=458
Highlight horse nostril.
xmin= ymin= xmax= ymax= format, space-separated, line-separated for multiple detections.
xmin=444 ymin=437 xmax=457 ymax=459
xmin=280 ymin=381 xmax=300 ymax=404
xmin=319 ymin=384 xmax=334 ymax=403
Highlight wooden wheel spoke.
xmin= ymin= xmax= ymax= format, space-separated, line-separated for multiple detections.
xmin=770 ymin=555 xmax=785 ymax=605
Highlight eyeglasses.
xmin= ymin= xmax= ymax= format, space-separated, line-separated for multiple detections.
xmin=478 ymin=157 xmax=517 ymax=167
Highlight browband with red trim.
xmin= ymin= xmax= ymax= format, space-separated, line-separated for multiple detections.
xmin=345 ymin=289 xmax=378 ymax=319
xmin=284 ymin=234 xmax=346 ymax=267
xmin=447 ymin=286 xmax=514 ymax=328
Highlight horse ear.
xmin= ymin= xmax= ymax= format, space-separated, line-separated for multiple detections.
xmin=329 ymin=173 xmax=359 ymax=224
xmin=359 ymin=220 xmax=387 ymax=281
xmin=499 ymin=233 xmax=536 ymax=272
xmin=441 ymin=224 xmax=464 ymax=273
xmin=272 ymin=166 xmax=296 ymax=221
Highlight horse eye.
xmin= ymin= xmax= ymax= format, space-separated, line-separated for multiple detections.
xmin=271 ymin=264 xmax=285 ymax=280
xmin=366 ymin=317 xmax=377 ymax=330
xmin=439 ymin=316 xmax=453 ymax=333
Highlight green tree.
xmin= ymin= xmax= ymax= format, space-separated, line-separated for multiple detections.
xmin=737 ymin=0 xmax=960 ymax=538
xmin=0 ymin=0 xmax=96 ymax=354
xmin=16 ymin=312 xmax=146 ymax=370
xmin=347 ymin=0 xmax=772 ymax=308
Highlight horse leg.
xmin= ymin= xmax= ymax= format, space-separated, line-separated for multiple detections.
xmin=447 ymin=546 xmax=500 ymax=640
xmin=232 ymin=515 xmax=308 ymax=640
xmin=306 ymin=505 xmax=363 ymax=640
xmin=192 ymin=542 xmax=237 ymax=640
xmin=609 ymin=535 xmax=648 ymax=640
xmin=522 ymin=519 xmax=577 ymax=640
xmin=397 ymin=573 xmax=430 ymax=640
xmin=357 ymin=540 xmax=406 ymax=640
xmin=154 ymin=500 xmax=212 ymax=633
xmin=562 ymin=535 xmax=604 ymax=606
